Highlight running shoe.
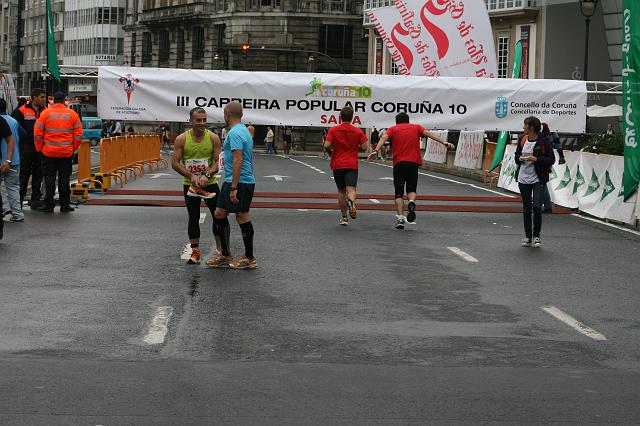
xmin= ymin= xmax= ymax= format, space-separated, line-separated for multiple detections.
xmin=339 ymin=216 xmax=349 ymax=226
xmin=229 ymin=255 xmax=257 ymax=269
xmin=2 ymin=209 xmax=11 ymax=217
xmin=9 ymin=216 xmax=24 ymax=222
xmin=521 ymin=237 xmax=532 ymax=247
xmin=347 ymin=199 xmax=357 ymax=219
xmin=206 ymin=253 xmax=233 ymax=268
xmin=395 ymin=216 xmax=405 ymax=229
xmin=532 ymin=237 xmax=542 ymax=248
xmin=187 ymin=247 xmax=201 ymax=264
xmin=406 ymin=200 xmax=416 ymax=224
xmin=187 ymin=186 xmax=216 ymax=199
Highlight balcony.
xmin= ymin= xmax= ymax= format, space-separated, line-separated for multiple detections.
xmin=485 ymin=0 xmax=539 ymax=16
xmin=140 ymin=2 xmax=216 ymax=24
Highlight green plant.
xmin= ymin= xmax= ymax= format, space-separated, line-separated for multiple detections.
xmin=580 ymin=133 xmax=624 ymax=155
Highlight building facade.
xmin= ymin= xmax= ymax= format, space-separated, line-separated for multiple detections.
xmin=63 ymin=0 xmax=126 ymax=97
xmin=0 ymin=0 xmax=19 ymax=74
xmin=123 ymin=0 xmax=368 ymax=74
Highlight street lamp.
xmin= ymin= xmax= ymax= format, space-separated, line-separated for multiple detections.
xmin=579 ymin=0 xmax=599 ymax=81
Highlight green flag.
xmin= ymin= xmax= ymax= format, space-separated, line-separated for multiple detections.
xmin=489 ymin=40 xmax=523 ymax=172
xmin=46 ymin=0 xmax=60 ymax=82
xmin=622 ymin=0 xmax=640 ymax=200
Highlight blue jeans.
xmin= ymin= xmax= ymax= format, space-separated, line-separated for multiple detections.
xmin=519 ymin=182 xmax=545 ymax=238
xmin=543 ymin=183 xmax=552 ymax=210
xmin=1 ymin=165 xmax=23 ymax=219
xmin=265 ymin=142 xmax=274 ymax=154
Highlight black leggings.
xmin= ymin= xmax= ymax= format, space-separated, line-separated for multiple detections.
xmin=183 ymin=184 xmax=220 ymax=240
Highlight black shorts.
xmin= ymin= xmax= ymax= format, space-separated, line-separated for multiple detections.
xmin=333 ymin=169 xmax=358 ymax=190
xmin=217 ymin=182 xmax=255 ymax=213
xmin=393 ymin=161 xmax=419 ymax=198
xmin=284 ymin=135 xmax=292 ymax=144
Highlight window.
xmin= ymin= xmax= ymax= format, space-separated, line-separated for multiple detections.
xmin=142 ymin=32 xmax=152 ymax=64
xmin=391 ymin=61 xmax=399 ymax=75
xmin=497 ymin=35 xmax=509 ymax=78
xmin=159 ymin=31 xmax=170 ymax=63
xmin=318 ymin=25 xmax=352 ymax=59
xmin=192 ymin=27 xmax=204 ymax=62
xmin=131 ymin=33 xmax=137 ymax=66
xmin=176 ymin=30 xmax=185 ymax=63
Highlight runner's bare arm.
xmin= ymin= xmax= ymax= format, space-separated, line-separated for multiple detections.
xmin=231 ymin=150 xmax=242 ymax=188
xmin=209 ymin=132 xmax=221 ymax=176
xmin=171 ymin=133 xmax=199 ymax=187
xmin=359 ymin=142 xmax=368 ymax=152
xmin=367 ymin=134 xmax=388 ymax=160
xmin=423 ymin=130 xmax=454 ymax=149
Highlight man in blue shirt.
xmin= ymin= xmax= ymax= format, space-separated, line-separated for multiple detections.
xmin=207 ymin=101 xmax=257 ymax=269
xmin=0 ymin=98 xmax=22 ymax=222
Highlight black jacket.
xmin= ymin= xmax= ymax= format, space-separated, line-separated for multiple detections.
xmin=514 ymin=134 xmax=556 ymax=184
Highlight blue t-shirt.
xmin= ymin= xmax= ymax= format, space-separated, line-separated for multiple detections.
xmin=1 ymin=113 xmax=20 ymax=165
xmin=224 ymin=124 xmax=255 ymax=184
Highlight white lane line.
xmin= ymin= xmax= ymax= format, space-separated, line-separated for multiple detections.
xmin=288 ymin=157 xmax=326 ymax=174
xmin=365 ymin=161 xmax=514 ymax=197
xmin=572 ymin=214 xmax=640 ymax=237
xmin=180 ymin=243 xmax=191 ymax=260
xmin=199 ymin=213 xmax=206 ymax=224
xmin=541 ymin=306 xmax=607 ymax=341
xmin=447 ymin=247 xmax=479 ymax=263
xmin=144 ymin=306 xmax=174 ymax=345
xmin=369 ymin=198 xmax=381 ymax=204
xmin=297 ymin=209 xmax=309 ymax=212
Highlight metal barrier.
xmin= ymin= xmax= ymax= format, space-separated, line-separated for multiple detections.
xmin=99 ymin=135 xmax=168 ymax=188
xmin=71 ymin=140 xmax=103 ymax=201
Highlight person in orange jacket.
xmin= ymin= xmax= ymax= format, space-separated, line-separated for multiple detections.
xmin=33 ymin=92 xmax=83 ymax=213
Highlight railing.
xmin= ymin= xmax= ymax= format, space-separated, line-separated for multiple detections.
xmin=140 ymin=3 xmax=216 ymax=23
xmin=484 ymin=0 xmax=538 ymax=14
xmin=99 ymin=135 xmax=168 ymax=188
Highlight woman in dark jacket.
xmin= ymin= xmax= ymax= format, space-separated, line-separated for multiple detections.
xmin=514 ymin=116 xmax=556 ymax=247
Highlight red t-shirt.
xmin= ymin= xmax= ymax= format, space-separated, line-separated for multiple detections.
xmin=386 ymin=123 xmax=425 ymax=166
xmin=327 ymin=123 xmax=367 ymax=170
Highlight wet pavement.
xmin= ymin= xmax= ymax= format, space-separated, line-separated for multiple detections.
xmin=1 ymin=153 xmax=640 ymax=424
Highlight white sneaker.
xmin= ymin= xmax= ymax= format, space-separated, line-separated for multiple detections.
xmin=532 ymin=237 xmax=541 ymax=248
xmin=395 ymin=216 xmax=405 ymax=229
xmin=521 ymin=237 xmax=532 ymax=247
xmin=339 ymin=216 xmax=349 ymax=226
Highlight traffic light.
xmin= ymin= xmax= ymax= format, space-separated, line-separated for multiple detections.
xmin=241 ymin=44 xmax=250 ymax=57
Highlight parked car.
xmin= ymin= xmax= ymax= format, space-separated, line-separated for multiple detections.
xmin=82 ymin=117 xmax=103 ymax=146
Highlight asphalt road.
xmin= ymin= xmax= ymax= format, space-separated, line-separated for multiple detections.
xmin=1 ymin=152 xmax=640 ymax=425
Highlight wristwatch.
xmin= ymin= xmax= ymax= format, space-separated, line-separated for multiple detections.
xmin=205 ymin=172 xmax=211 ymax=178
xmin=4 ymin=159 xmax=11 ymax=164
xmin=230 ymin=186 xmax=238 ymax=191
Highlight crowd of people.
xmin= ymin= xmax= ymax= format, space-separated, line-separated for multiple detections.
xmin=0 ymin=89 xmax=84 ymax=239
xmin=1 ymin=90 xmax=562 ymax=252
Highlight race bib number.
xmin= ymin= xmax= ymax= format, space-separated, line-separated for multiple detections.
xmin=185 ymin=158 xmax=208 ymax=176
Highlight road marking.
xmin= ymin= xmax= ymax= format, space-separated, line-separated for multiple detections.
xmin=447 ymin=247 xmax=479 ymax=262
xmin=572 ymin=214 xmax=640 ymax=237
xmin=288 ymin=157 xmax=326 ymax=174
xmin=366 ymin=161 xmax=514 ymax=197
xmin=378 ymin=177 xmax=394 ymax=180
xmin=369 ymin=198 xmax=381 ymax=204
xmin=264 ymin=174 xmax=289 ymax=181
xmin=148 ymin=173 xmax=172 ymax=179
xmin=180 ymin=243 xmax=191 ymax=260
xmin=144 ymin=306 xmax=174 ymax=345
xmin=297 ymin=209 xmax=309 ymax=212
xmin=199 ymin=213 xmax=206 ymax=224
xmin=541 ymin=306 xmax=607 ymax=341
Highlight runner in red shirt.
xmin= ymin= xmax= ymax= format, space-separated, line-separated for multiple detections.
xmin=324 ymin=106 xmax=368 ymax=226
xmin=368 ymin=112 xmax=453 ymax=229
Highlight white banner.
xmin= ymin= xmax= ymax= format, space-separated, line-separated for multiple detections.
xmin=454 ymin=130 xmax=484 ymax=169
xmin=367 ymin=0 xmax=497 ymax=78
xmin=499 ymin=145 xmax=638 ymax=224
xmin=98 ymin=67 xmax=587 ymax=132
xmin=424 ymin=130 xmax=449 ymax=163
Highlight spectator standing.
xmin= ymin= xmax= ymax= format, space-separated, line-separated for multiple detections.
xmin=33 ymin=92 xmax=83 ymax=213
xmin=1 ymin=99 xmax=24 ymax=221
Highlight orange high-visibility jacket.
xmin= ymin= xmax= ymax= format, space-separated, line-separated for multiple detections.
xmin=34 ymin=103 xmax=83 ymax=158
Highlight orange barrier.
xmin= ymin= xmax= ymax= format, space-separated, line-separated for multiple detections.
xmin=482 ymin=141 xmax=500 ymax=187
xmin=99 ymin=135 xmax=168 ymax=188
xmin=71 ymin=140 xmax=103 ymax=200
